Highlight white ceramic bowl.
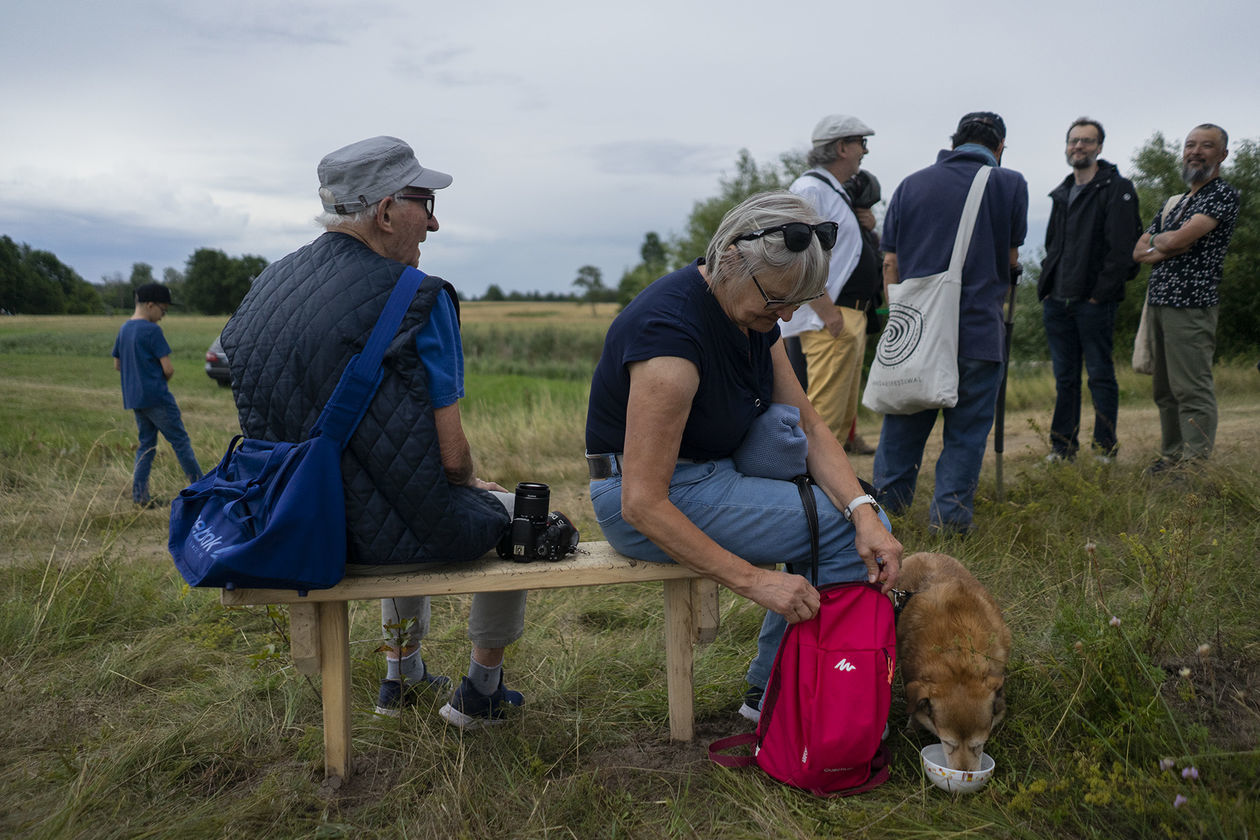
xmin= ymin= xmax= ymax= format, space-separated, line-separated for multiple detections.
xmin=920 ymin=744 xmax=995 ymax=794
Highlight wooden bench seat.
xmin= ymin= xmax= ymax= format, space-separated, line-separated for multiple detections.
xmin=220 ymin=542 xmax=729 ymax=782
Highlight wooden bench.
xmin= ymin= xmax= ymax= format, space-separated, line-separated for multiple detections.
xmin=220 ymin=542 xmax=729 ymax=782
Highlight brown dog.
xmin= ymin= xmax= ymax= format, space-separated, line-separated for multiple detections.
xmin=895 ymin=552 xmax=1010 ymax=771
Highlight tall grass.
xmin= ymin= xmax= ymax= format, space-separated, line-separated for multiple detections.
xmin=1 ymin=312 xmax=1257 ymax=839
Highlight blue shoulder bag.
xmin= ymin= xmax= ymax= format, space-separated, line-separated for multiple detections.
xmin=169 ymin=267 xmax=426 ymax=592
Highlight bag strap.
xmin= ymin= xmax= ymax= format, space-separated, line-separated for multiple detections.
xmin=1160 ymin=192 xmax=1189 ymax=229
xmin=946 ymin=166 xmax=993 ymax=275
xmin=793 ymin=475 xmax=820 ymax=586
xmin=309 ymin=265 xmax=428 ymax=447
xmin=708 ymin=732 xmax=759 ymax=768
xmin=803 ymin=170 xmax=853 ymax=206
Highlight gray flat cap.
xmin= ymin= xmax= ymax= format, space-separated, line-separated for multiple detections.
xmin=317 ymin=136 xmax=452 ymax=215
xmin=811 ymin=114 xmax=876 ymax=144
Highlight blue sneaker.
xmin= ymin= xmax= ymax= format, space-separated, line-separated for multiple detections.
xmin=373 ymin=668 xmax=452 ymax=717
xmin=439 ymin=676 xmax=524 ymax=729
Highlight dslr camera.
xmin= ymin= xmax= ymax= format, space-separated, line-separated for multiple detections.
xmin=496 ymin=482 xmax=579 ymax=563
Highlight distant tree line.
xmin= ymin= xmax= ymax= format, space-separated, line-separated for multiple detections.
xmin=0 ymin=241 xmax=269 ymax=316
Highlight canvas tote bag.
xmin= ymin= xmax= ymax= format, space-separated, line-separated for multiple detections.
xmin=862 ymin=166 xmax=992 ymax=414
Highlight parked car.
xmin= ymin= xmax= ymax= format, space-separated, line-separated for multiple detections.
xmin=205 ymin=336 xmax=231 ymax=387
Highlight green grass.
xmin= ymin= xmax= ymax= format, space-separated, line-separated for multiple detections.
xmin=1 ymin=313 xmax=1258 ymax=839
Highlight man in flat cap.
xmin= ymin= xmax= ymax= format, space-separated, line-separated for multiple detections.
xmin=112 ymin=282 xmax=203 ymax=507
xmin=779 ymin=115 xmax=883 ymax=456
xmin=221 ymin=136 xmax=528 ymax=727
xmin=872 ymin=112 xmax=1028 ymax=535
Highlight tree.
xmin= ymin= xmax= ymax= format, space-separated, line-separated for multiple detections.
xmin=572 ymin=264 xmax=606 ymax=314
xmin=0 ymin=236 xmax=100 ymax=314
xmin=129 ymin=262 xmax=155 ymax=288
xmin=482 ymin=283 xmax=506 ymax=302
xmin=640 ymin=232 xmax=667 ymax=273
xmin=182 ymin=248 xmax=268 ymax=314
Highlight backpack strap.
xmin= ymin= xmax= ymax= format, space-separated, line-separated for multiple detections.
xmin=803 ymin=170 xmax=852 ymax=205
xmin=708 ymin=732 xmax=759 ymax=768
xmin=793 ymin=475 xmax=820 ymax=586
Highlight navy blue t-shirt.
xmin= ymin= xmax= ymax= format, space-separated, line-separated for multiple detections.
xmin=882 ymin=147 xmax=1028 ymax=362
xmin=585 ymin=260 xmax=779 ymax=461
xmin=112 ymin=319 xmax=172 ymax=410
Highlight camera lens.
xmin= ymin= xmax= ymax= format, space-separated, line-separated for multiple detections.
xmin=513 ymin=482 xmax=550 ymax=523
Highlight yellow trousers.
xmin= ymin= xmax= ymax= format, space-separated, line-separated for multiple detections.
xmin=798 ymin=306 xmax=868 ymax=442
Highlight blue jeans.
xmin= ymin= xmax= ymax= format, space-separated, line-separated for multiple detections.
xmin=590 ymin=458 xmax=885 ymax=689
xmin=872 ymin=356 xmax=1004 ymax=532
xmin=1042 ymin=299 xmax=1119 ymax=457
xmin=132 ymin=397 xmax=202 ymax=503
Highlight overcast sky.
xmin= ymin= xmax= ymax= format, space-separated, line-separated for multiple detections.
xmin=3 ymin=0 xmax=1256 ymax=298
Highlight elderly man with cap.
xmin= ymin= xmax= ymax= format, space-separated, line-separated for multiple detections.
xmin=112 ymin=281 xmax=203 ymax=507
xmin=220 ymin=136 xmax=528 ymax=728
xmin=872 ymin=113 xmax=1028 ymax=535
xmin=779 ymin=114 xmax=883 ymax=455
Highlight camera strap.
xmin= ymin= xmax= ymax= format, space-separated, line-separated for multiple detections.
xmin=792 ymin=474 xmax=820 ymax=587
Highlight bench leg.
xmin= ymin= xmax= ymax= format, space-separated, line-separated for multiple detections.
xmin=318 ymin=601 xmax=353 ymax=781
xmin=289 ymin=603 xmax=321 ymax=676
xmin=693 ymin=578 xmax=721 ymax=645
xmin=662 ymin=578 xmax=695 ymax=742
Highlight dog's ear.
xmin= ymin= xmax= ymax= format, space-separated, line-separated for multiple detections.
xmin=905 ymin=680 xmax=933 ymax=719
xmin=990 ymin=681 xmax=1006 ymax=727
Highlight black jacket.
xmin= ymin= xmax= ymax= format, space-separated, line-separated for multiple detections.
xmin=1038 ymin=160 xmax=1142 ymax=303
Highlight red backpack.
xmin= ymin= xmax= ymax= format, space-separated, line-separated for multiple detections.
xmin=710 ymin=581 xmax=897 ymax=796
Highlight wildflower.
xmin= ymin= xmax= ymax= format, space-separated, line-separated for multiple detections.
xmin=1174 ymin=794 xmax=1188 ymax=808
xmin=1085 ymin=541 xmax=1096 ymax=556
xmin=1073 ymin=641 xmax=1083 ymax=653
xmin=1109 ymin=616 xmax=1121 ymax=628
xmin=1159 ymin=758 xmax=1175 ymax=771
xmin=1182 ymin=766 xmax=1199 ymax=780
xmin=1179 ymin=667 xmax=1192 ymax=678
xmin=1197 ymin=643 xmax=1211 ymax=657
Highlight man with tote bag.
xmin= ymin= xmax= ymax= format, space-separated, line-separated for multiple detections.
xmin=869 ymin=113 xmax=1028 ymax=535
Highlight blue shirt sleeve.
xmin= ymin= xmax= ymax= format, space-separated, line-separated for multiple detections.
xmin=414 ymin=289 xmax=464 ymax=409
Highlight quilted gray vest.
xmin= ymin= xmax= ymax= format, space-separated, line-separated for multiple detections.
xmin=220 ymin=231 xmax=508 ymax=565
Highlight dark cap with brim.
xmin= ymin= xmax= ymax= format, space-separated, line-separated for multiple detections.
xmin=135 ymin=283 xmax=173 ymax=304
xmin=317 ymin=136 xmax=452 ymax=215
xmin=956 ymin=111 xmax=1007 ymax=141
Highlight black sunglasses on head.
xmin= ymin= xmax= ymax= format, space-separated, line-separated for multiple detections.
xmin=734 ymin=221 xmax=838 ymax=252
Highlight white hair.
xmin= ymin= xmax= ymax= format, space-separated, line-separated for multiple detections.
xmin=705 ymin=191 xmax=829 ymax=302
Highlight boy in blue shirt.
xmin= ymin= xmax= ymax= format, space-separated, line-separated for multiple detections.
xmin=112 ymin=283 xmax=202 ymax=507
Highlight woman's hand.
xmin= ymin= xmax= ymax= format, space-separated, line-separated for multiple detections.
xmin=852 ymin=506 xmax=902 ymax=593
xmin=733 ymin=567 xmax=822 ymax=624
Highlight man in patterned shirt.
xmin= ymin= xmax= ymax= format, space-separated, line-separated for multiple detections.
xmin=1133 ymin=124 xmax=1240 ymax=471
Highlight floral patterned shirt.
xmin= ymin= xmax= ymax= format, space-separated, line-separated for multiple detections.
xmin=1146 ymin=177 xmax=1240 ymax=307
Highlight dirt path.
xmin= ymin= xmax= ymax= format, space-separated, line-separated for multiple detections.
xmin=847 ymin=399 xmax=1260 ymax=473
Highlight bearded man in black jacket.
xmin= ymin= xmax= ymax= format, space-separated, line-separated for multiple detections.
xmin=1038 ymin=117 xmax=1142 ymax=462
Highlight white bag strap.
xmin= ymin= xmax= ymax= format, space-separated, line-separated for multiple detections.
xmin=947 ymin=166 xmax=993 ymax=275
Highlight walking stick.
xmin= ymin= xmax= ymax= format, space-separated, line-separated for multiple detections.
xmin=994 ymin=264 xmax=1022 ymax=503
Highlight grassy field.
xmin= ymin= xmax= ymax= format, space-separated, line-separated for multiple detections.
xmin=1 ymin=309 xmax=1257 ymax=839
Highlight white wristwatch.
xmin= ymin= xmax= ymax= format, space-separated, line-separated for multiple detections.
xmin=843 ymin=494 xmax=880 ymax=521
